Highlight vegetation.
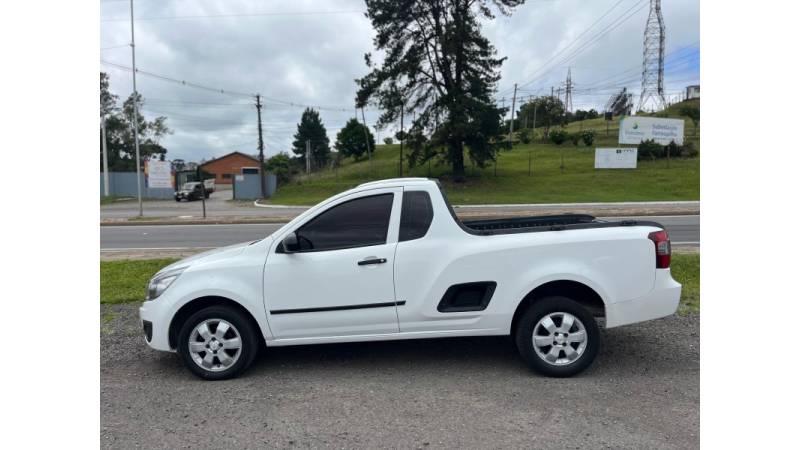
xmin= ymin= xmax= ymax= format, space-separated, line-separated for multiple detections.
xmin=549 ymin=129 xmax=568 ymax=145
xmin=100 ymin=254 xmax=700 ymax=313
xmin=679 ymin=100 xmax=700 ymax=135
xmin=335 ymin=118 xmax=375 ymax=160
xmin=517 ymin=96 xmax=566 ymax=139
xmin=264 ymin=152 xmax=295 ymax=185
xmin=292 ymin=108 xmax=331 ymax=170
xmin=356 ymin=0 xmax=524 ymax=181
xmin=580 ymin=129 xmax=596 ymax=146
xmin=672 ymin=253 xmax=700 ymax=314
xmin=100 ymin=258 xmax=179 ymax=304
xmin=100 ymin=72 xmax=173 ymax=171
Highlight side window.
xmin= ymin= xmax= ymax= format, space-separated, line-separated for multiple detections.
xmin=399 ymin=191 xmax=434 ymax=242
xmin=295 ymin=193 xmax=394 ymax=252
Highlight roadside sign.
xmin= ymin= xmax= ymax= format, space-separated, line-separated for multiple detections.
xmin=595 ymin=148 xmax=637 ymax=169
xmin=619 ymin=116 xmax=684 ymax=145
xmin=146 ymin=159 xmax=173 ymax=188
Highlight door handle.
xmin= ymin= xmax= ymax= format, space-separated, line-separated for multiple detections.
xmin=358 ymin=257 xmax=387 ymax=266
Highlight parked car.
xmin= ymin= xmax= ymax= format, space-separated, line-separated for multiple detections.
xmin=141 ymin=178 xmax=680 ymax=380
xmin=174 ymin=179 xmax=215 ymax=202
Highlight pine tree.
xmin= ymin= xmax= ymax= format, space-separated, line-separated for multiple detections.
xmin=292 ymin=108 xmax=331 ymax=170
xmin=356 ymin=0 xmax=525 ymax=181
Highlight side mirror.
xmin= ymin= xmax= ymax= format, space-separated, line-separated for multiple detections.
xmin=281 ymin=233 xmax=300 ymax=253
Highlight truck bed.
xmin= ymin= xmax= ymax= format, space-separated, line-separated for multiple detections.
xmin=459 ymin=214 xmax=663 ymax=235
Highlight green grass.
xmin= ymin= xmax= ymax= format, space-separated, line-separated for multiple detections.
xmin=100 ymin=258 xmax=179 ymax=304
xmin=99 ymin=255 xmax=700 ymax=313
xmin=100 ymin=195 xmax=134 ymax=205
xmin=671 ymin=253 xmax=700 ymax=314
xmin=270 ymin=105 xmax=700 ymax=205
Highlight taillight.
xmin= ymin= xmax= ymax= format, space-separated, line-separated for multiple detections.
xmin=648 ymin=230 xmax=671 ymax=268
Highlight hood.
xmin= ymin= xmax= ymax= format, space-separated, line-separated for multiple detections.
xmin=157 ymin=241 xmax=255 ymax=274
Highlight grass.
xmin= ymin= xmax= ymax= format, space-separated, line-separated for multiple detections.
xmin=671 ymin=253 xmax=700 ymax=314
xmin=270 ymin=103 xmax=700 ymax=205
xmin=100 ymin=255 xmax=700 ymax=314
xmin=100 ymin=258 xmax=179 ymax=304
xmin=100 ymin=195 xmax=134 ymax=205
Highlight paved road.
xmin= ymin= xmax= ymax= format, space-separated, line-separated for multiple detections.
xmin=100 ymin=215 xmax=699 ymax=250
xmin=101 ymin=302 xmax=699 ymax=449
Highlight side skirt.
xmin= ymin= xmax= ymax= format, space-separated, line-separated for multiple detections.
xmin=264 ymin=327 xmax=505 ymax=347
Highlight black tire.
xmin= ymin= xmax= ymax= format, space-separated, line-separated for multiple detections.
xmin=515 ymin=296 xmax=600 ymax=377
xmin=177 ymin=306 xmax=260 ymax=380
xmin=175 ymin=198 xmax=181 ymax=202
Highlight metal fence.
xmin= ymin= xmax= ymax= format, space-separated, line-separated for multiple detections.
xmin=233 ymin=173 xmax=277 ymax=199
xmin=100 ymin=172 xmax=174 ymax=199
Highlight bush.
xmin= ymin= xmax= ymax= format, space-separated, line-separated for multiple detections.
xmin=581 ymin=129 xmax=596 ymax=147
xmin=682 ymin=141 xmax=699 ymax=158
xmin=637 ymin=139 xmax=664 ymax=160
xmin=264 ymin=152 xmax=295 ymax=185
xmin=383 ymin=137 xmax=394 ymax=145
xmin=569 ymin=132 xmax=581 ymax=146
xmin=519 ymin=128 xmax=531 ymax=144
xmin=664 ymin=140 xmax=681 ymax=158
xmin=549 ymin=129 xmax=568 ymax=146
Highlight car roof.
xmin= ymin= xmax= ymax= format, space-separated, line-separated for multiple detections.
xmin=356 ymin=178 xmax=433 ymax=189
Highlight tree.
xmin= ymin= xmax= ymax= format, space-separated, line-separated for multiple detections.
xmin=265 ymin=152 xmax=294 ymax=185
xmin=581 ymin=129 xmax=596 ymax=146
xmin=292 ymin=108 xmax=330 ymax=169
xmin=101 ymin=82 xmax=172 ymax=172
xmin=335 ymin=118 xmax=375 ymax=160
xmin=518 ymin=96 xmax=566 ymax=140
xmin=383 ymin=137 xmax=394 ymax=145
xmin=549 ymin=129 xmax=568 ymax=146
xmin=679 ymin=101 xmax=700 ymax=135
xmin=356 ymin=0 xmax=525 ymax=181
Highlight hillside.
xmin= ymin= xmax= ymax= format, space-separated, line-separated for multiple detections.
xmin=269 ymin=100 xmax=700 ymax=205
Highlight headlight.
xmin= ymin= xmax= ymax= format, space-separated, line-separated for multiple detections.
xmin=146 ymin=267 xmax=186 ymax=300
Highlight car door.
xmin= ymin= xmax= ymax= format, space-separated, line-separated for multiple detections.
xmin=264 ymin=187 xmax=402 ymax=339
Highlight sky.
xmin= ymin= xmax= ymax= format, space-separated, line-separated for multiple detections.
xmin=100 ymin=0 xmax=700 ymax=163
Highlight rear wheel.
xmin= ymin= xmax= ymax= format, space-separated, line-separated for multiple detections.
xmin=515 ymin=296 xmax=600 ymax=377
xmin=177 ymin=306 xmax=259 ymax=380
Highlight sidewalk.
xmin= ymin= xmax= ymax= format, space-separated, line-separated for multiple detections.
xmin=101 ymin=200 xmax=699 ymax=226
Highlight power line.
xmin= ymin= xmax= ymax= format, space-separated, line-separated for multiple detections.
xmin=101 ymin=59 xmax=254 ymax=97
xmin=101 ymin=9 xmax=364 ymax=23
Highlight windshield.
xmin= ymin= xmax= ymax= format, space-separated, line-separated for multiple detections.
xmin=182 ymin=182 xmax=199 ymax=190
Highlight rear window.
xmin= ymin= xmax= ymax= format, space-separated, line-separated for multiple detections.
xmin=399 ymin=191 xmax=434 ymax=242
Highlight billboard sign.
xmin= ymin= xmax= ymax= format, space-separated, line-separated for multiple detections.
xmin=595 ymin=148 xmax=637 ymax=169
xmin=146 ymin=159 xmax=173 ymax=188
xmin=619 ymin=116 xmax=684 ymax=145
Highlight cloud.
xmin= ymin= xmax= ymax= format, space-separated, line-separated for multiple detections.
xmin=101 ymin=0 xmax=698 ymax=162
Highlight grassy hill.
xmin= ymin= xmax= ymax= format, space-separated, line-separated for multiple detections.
xmin=269 ymin=100 xmax=700 ymax=205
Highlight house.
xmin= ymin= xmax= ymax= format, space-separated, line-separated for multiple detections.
xmin=685 ymin=85 xmax=700 ymax=100
xmin=199 ymin=152 xmax=261 ymax=184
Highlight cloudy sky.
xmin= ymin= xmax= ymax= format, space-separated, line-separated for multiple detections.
xmin=100 ymin=0 xmax=699 ymax=163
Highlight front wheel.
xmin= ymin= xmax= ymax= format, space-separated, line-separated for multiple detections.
xmin=515 ymin=296 xmax=600 ymax=377
xmin=177 ymin=306 xmax=260 ymax=380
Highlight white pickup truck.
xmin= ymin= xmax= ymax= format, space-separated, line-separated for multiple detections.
xmin=140 ymin=178 xmax=680 ymax=380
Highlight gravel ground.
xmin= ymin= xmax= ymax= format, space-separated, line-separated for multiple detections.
xmin=101 ymin=303 xmax=699 ymax=449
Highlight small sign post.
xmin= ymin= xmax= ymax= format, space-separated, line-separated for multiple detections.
xmin=595 ymin=148 xmax=638 ymax=169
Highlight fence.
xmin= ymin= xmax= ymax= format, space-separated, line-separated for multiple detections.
xmin=100 ymin=172 xmax=174 ymax=199
xmin=233 ymin=173 xmax=277 ymax=199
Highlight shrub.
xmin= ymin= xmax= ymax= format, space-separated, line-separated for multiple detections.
xmin=664 ymin=140 xmax=681 ymax=158
xmin=569 ymin=132 xmax=581 ymax=146
xmin=519 ymin=128 xmax=531 ymax=144
xmin=549 ymin=129 xmax=568 ymax=146
xmin=581 ymin=129 xmax=596 ymax=146
xmin=682 ymin=141 xmax=699 ymax=158
xmin=637 ymin=139 xmax=664 ymax=160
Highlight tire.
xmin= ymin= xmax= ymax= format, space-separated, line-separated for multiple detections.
xmin=175 ymin=198 xmax=181 ymax=202
xmin=177 ymin=306 xmax=260 ymax=380
xmin=515 ymin=296 xmax=600 ymax=377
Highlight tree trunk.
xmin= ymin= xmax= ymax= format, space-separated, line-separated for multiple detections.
xmin=451 ymin=140 xmax=466 ymax=182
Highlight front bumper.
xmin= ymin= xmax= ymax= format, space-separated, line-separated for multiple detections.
xmin=604 ymin=268 xmax=682 ymax=328
xmin=139 ymin=300 xmax=175 ymax=352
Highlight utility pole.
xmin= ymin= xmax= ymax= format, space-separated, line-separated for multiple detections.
xmin=509 ymin=83 xmax=518 ymax=141
xmin=360 ymin=107 xmax=372 ymax=175
xmin=101 ymin=116 xmax=110 ymax=196
xmin=305 ymin=139 xmax=311 ymax=174
xmin=129 ymin=0 xmax=143 ymax=216
xmin=638 ymin=0 xmax=667 ymax=112
xmin=255 ymin=94 xmax=266 ymax=198
xmin=564 ymin=68 xmax=574 ymax=113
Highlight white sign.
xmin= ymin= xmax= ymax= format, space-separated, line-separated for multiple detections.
xmin=595 ymin=148 xmax=638 ymax=169
xmin=619 ymin=116 xmax=684 ymax=145
xmin=147 ymin=159 xmax=173 ymax=188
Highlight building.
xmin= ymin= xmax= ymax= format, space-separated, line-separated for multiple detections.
xmin=685 ymin=85 xmax=700 ymax=100
xmin=199 ymin=152 xmax=261 ymax=184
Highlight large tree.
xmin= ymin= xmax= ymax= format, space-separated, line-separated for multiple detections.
xmin=335 ymin=118 xmax=375 ymax=160
xmin=100 ymin=73 xmax=172 ymax=171
xmin=291 ymin=108 xmax=331 ymax=169
xmin=356 ymin=0 xmax=524 ymax=181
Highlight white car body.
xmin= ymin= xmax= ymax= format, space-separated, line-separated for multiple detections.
xmin=140 ymin=178 xmax=680 ymax=374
